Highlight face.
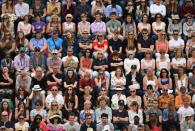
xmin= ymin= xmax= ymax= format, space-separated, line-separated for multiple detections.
xmin=18 ymin=88 xmax=25 ymax=94
xmin=24 ymin=16 xmax=29 ymax=22
xmin=156 ymin=15 xmax=162 ymax=21
xmin=116 ymin=68 xmax=122 ymax=76
xmin=35 ymin=68 xmax=42 ymax=76
xmin=52 ymin=66 xmax=59 ymax=73
xmin=111 ymin=14 xmax=116 ymax=20
xmin=130 ymin=90 xmax=136 ymax=95
xmin=128 ymin=32 xmax=134 ymax=38
xmin=18 ymin=32 xmax=24 ymax=38
xmin=18 ymin=115 xmax=25 ymax=122
xmin=147 ymin=68 xmax=153 ymax=75
xmin=35 ymin=0 xmax=41 ymax=4
xmin=99 ymin=100 xmax=106 ymax=107
xmin=66 ymin=17 xmax=73 ymax=22
xmin=142 ymin=15 xmax=148 ymax=22
xmin=2 ymin=67 xmax=8 ymax=73
xmin=67 ymin=48 xmax=73 ymax=56
xmin=35 ymin=116 xmax=42 ymax=122
xmin=95 ymin=14 xmax=101 ymax=21
xmin=173 ymin=32 xmax=179 ymax=39
xmin=35 ymin=32 xmax=41 ymax=39
xmin=69 ymin=116 xmax=75 ymax=123
xmin=3 ymin=16 xmax=9 ymax=22
xmin=163 ymin=88 xmax=168 ymax=94
xmin=85 ymin=116 xmax=92 ymax=123
xmin=68 ymin=88 xmax=73 ymax=94
xmin=1 ymin=112 xmax=8 ymax=121
xmin=101 ymin=117 xmax=108 ymax=123
xmin=51 ymin=103 xmax=58 ymax=109
xmin=126 ymin=16 xmax=132 ymax=22
xmin=142 ymin=31 xmax=148 ymax=37
xmin=161 ymin=70 xmax=167 ymax=76
xmin=153 ymin=101 xmax=158 ymax=108
xmin=84 ymin=103 xmax=91 ymax=109
xmin=51 ymin=87 xmax=58 ymax=94
xmin=35 ymin=102 xmax=41 ymax=108
xmin=67 ymin=70 xmax=73 ymax=77
xmin=5 ymin=33 xmax=11 ymax=39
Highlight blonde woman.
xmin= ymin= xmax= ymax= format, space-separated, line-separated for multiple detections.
xmin=46 ymin=15 xmax=61 ymax=36
xmin=62 ymin=14 xmax=76 ymax=35
xmin=124 ymin=31 xmax=137 ymax=55
xmin=91 ymin=0 xmax=105 ymax=17
xmin=155 ymin=31 xmax=169 ymax=58
xmin=47 ymin=100 xmax=62 ymax=123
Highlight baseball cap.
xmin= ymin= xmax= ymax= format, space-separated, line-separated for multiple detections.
xmin=118 ymin=100 xmax=124 ymax=106
xmin=34 ymin=47 xmax=40 ymax=52
xmin=180 ymin=86 xmax=186 ymax=92
xmin=19 ymin=47 xmax=26 ymax=52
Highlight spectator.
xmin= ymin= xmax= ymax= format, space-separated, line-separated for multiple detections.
xmin=30 ymin=100 xmax=47 ymax=122
xmin=15 ymin=87 xmax=29 ymax=109
xmin=1 ymin=0 xmax=15 ymax=22
xmin=15 ymin=113 xmax=29 ymax=131
xmin=78 ymin=32 xmax=92 ymax=57
xmin=30 ymin=114 xmax=46 ymax=131
xmin=30 ymin=0 xmax=46 ymax=19
xmin=17 ymin=15 xmax=32 ymax=39
xmin=64 ymin=87 xmax=78 ymax=110
xmin=159 ymin=86 xmax=174 ymax=110
xmin=0 ymin=14 xmax=14 ymax=38
xmin=64 ymin=113 xmax=80 ymax=131
xmin=62 ymin=14 xmax=76 ymax=35
xmin=109 ymin=31 xmax=123 ymax=55
xmin=47 ymin=100 xmax=62 ymax=122
xmin=30 ymin=47 xmax=46 ymax=74
xmin=181 ymin=0 xmax=195 ymax=17
xmin=0 ymin=100 xmax=13 ymax=121
xmin=137 ymin=29 xmax=154 ymax=60
xmin=162 ymin=112 xmax=179 ymax=131
xmin=61 ymin=0 xmax=77 ymax=19
xmin=96 ymin=113 xmax=114 ymax=131
xmin=137 ymin=14 xmax=151 ymax=35
xmin=122 ymin=14 xmax=137 ymax=38
xmin=63 ymin=68 xmax=78 ymax=90
xmin=29 ymin=31 xmax=48 ymax=55
xmin=106 ymin=12 xmax=122 ymax=40
xmin=14 ymin=102 xmax=30 ymax=121
xmin=46 ymin=0 xmax=61 ymax=23
xmin=183 ymin=13 xmax=195 ymax=42
xmin=109 ymin=51 xmax=123 ymax=72
xmin=91 ymin=0 xmax=105 ymax=17
xmin=167 ymin=14 xmax=182 ymax=39
xmin=45 ymin=86 xmax=64 ymax=109
xmin=150 ymin=0 xmax=166 ymax=18
xmin=46 ymin=15 xmax=62 ymax=36
xmin=46 ymin=114 xmax=64 ymax=130
xmin=76 ymin=0 xmax=91 ymax=17
xmin=141 ymin=51 xmax=155 ymax=75
xmin=91 ymin=12 xmax=106 ymax=36
xmin=104 ymin=0 xmax=122 ymax=18
xmin=47 ymin=50 xmax=62 ymax=73
xmin=123 ymin=1 xmax=135 ymax=18
xmin=15 ymin=31 xmax=29 ymax=54
xmin=47 ymin=29 xmax=63 ymax=55
xmin=79 ymin=100 xmax=95 ymax=124
xmin=62 ymin=47 xmax=79 ymax=72
xmin=0 ymin=111 xmax=14 ymax=131
xmin=32 ymin=14 xmax=46 ymax=34
xmin=77 ymin=13 xmax=91 ymax=36
xmin=128 ymin=101 xmax=143 ymax=125
xmin=14 ymin=0 xmax=29 ymax=19
xmin=112 ymin=100 xmax=128 ymax=129
xmin=166 ymin=0 xmax=181 ymax=20
xmin=180 ymin=112 xmax=195 ymax=131
xmin=15 ymin=70 xmax=31 ymax=93
xmin=127 ymin=86 xmax=142 ymax=109
xmin=186 ymin=33 xmax=195 ymax=58
xmin=95 ymin=97 xmax=112 ymax=123
xmin=177 ymin=96 xmax=194 ymax=123
xmin=80 ymin=113 xmax=96 ymax=131
xmin=158 ymin=68 xmax=172 ymax=90
xmin=175 ymin=86 xmax=191 ymax=109
xmin=135 ymin=0 xmax=150 ymax=22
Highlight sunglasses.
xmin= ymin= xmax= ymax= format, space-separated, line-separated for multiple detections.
xmin=128 ymin=4 xmax=133 ymax=6
xmin=3 ymin=17 xmax=8 ymax=20
xmin=51 ymin=89 xmax=58 ymax=91
xmin=53 ymin=53 xmax=57 ymax=55
xmin=173 ymin=33 xmax=178 ymax=35
xmin=142 ymin=32 xmax=148 ymax=35
xmin=162 ymin=71 xmax=167 ymax=73
xmin=36 ymin=118 xmax=42 ymax=120
xmin=19 ymin=89 xmax=24 ymax=91
xmin=52 ymin=104 xmax=58 ymax=106
xmin=163 ymin=90 xmax=168 ymax=92
xmin=157 ymin=16 xmax=161 ymax=18
xmin=161 ymin=34 xmax=166 ymax=36
xmin=130 ymin=90 xmax=135 ymax=92
xmin=19 ymin=117 xmax=24 ymax=120
xmin=68 ymin=89 xmax=72 ymax=91
xmin=36 ymin=104 xmax=41 ymax=106
xmin=160 ymin=52 xmax=165 ymax=54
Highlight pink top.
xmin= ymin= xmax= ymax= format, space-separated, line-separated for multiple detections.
xmin=156 ymin=41 xmax=168 ymax=52
xmin=17 ymin=22 xmax=32 ymax=35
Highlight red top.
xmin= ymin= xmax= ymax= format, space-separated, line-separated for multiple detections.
xmin=93 ymin=40 xmax=108 ymax=50
xmin=79 ymin=78 xmax=93 ymax=89
xmin=81 ymin=58 xmax=92 ymax=69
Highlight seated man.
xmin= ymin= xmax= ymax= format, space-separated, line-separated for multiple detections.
xmin=14 ymin=47 xmax=30 ymax=75
xmin=96 ymin=113 xmax=114 ymax=131
xmin=181 ymin=112 xmax=195 ymax=131
xmin=62 ymin=47 xmax=78 ymax=73
xmin=46 ymin=49 xmax=62 ymax=73
xmin=0 ymin=111 xmax=14 ymax=131
xmin=104 ymin=0 xmax=122 ymax=19
xmin=45 ymin=85 xmax=64 ymax=109
xmin=112 ymin=100 xmax=128 ymax=129
xmin=64 ymin=113 xmax=80 ymax=130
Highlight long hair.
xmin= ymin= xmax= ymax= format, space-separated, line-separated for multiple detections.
xmin=30 ymin=114 xmax=42 ymax=131
xmin=1 ymin=15 xmax=11 ymax=32
xmin=15 ymin=31 xmax=25 ymax=47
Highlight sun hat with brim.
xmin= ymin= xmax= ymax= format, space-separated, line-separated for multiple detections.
xmin=115 ymin=88 xmax=123 ymax=91
xmin=185 ymin=112 xmax=192 ymax=117
xmin=32 ymin=85 xmax=42 ymax=91
xmin=66 ymin=14 xmax=73 ymax=18
xmin=49 ymin=114 xmax=61 ymax=120
xmin=52 ymin=49 xmax=58 ymax=54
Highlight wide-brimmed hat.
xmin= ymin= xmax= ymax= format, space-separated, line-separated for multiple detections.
xmin=32 ymin=85 xmax=42 ymax=91
xmin=49 ymin=114 xmax=61 ymax=120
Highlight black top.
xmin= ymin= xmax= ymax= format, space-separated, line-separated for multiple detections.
xmin=137 ymin=36 xmax=154 ymax=49
xmin=80 ymin=122 xmax=97 ymax=131
xmin=0 ymin=121 xmax=14 ymax=129
xmin=109 ymin=38 xmax=123 ymax=51
xmin=31 ymin=76 xmax=47 ymax=90
xmin=93 ymin=58 xmax=108 ymax=71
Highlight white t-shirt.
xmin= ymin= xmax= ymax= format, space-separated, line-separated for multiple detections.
xmin=169 ymin=39 xmax=184 ymax=49
xmin=150 ymin=4 xmax=166 ymax=17
xmin=178 ymin=106 xmax=194 ymax=122
xmin=45 ymin=94 xmax=64 ymax=107
xmin=171 ymin=58 xmax=186 ymax=66
xmin=62 ymin=56 xmax=79 ymax=63
xmin=152 ymin=22 xmax=166 ymax=32
xmin=156 ymin=57 xmax=170 ymax=70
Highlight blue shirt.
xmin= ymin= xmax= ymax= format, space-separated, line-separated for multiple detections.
xmin=30 ymin=38 xmax=47 ymax=49
xmin=104 ymin=5 xmax=123 ymax=17
xmin=47 ymin=37 xmax=63 ymax=51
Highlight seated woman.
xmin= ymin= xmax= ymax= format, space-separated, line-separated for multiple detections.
xmin=79 ymin=73 xmax=93 ymax=93
xmin=0 ymin=100 xmax=13 ymax=121
xmin=46 ymin=0 xmax=61 ymax=23
xmin=171 ymin=49 xmax=186 ymax=75
xmin=46 ymin=114 xmax=64 ymax=130
xmin=32 ymin=14 xmax=46 ymax=34
xmin=79 ymin=100 xmax=95 ymax=124
xmin=152 ymin=13 xmax=166 ymax=41
xmin=137 ymin=14 xmax=151 ymax=35
xmin=46 ymin=15 xmax=62 ymax=36
xmin=155 ymin=31 xmax=169 ymax=58
xmin=187 ymin=49 xmax=195 ymax=75
xmin=127 ymin=86 xmax=142 ymax=109
xmin=64 ymin=87 xmax=78 ymax=110
xmin=62 ymin=14 xmax=76 ymax=35
xmin=17 ymin=15 xmax=32 ymax=39
xmin=15 ymin=102 xmax=30 ymax=121
xmin=110 ymin=67 xmax=126 ymax=96
xmin=28 ymin=31 xmax=48 ymax=55
xmin=186 ymin=32 xmax=195 ymax=58
xmin=30 ymin=114 xmax=46 ymax=131
xmin=0 ymin=66 xmax=14 ymax=99
xmin=156 ymin=49 xmax=171 ymax=76
xmin=143 ymin=85 xmax=158 ymax=110
xmin=47 ymin=100 xmax=62 ymax=123
xmin=30 ymin=0 xmax=46 ymax=21
xmin=109 ymin=51 xmax=123 ymax=72
xmin=92 ymin=32 xmax=108 ymax=58
xmin=15 ymin=87 xmax=29 ymax=109
xmin=15 ymin=31 xmax=29 ymax=54
xmin=30 ymin=100 xmax=47 ymax=122
xmin=79 ymin=50 xmax=93 ymax=77
xmin=143 ymin=67 xmax=158 ymax=91
xmin=135 ymin=0 xmax=149 ymax=23
xmin=123 ymin=31 xmax=137 ymax=57
xmin=15 ymin=113 xmax=30 ymax=131
xmin=0 ymin=31 xmax=16 ymax=59
xmin=0 ymin=14 xmax=14 ymax=38
xmin=63 ymin=69 xmax=78 ymax=91
xmin=77 ymin=13 xmax=90 ymax=36
xmin=1 ymin=0 xmax=15 ymax=22
xmin=140 ymin=51 xmax=155 ymax=75
xmin=78 ymin=86 xmax=96 ymax=111
xmin=128 ymin=101 xmax=143 ymax=125
xmin=175 ymin=66 xmax=188 ymax=93
xmin=158 ymin=68 xmax=173 ymax=91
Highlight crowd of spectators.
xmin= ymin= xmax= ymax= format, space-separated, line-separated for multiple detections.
xmin=0 ymin=0 xmax=195 ymax=130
